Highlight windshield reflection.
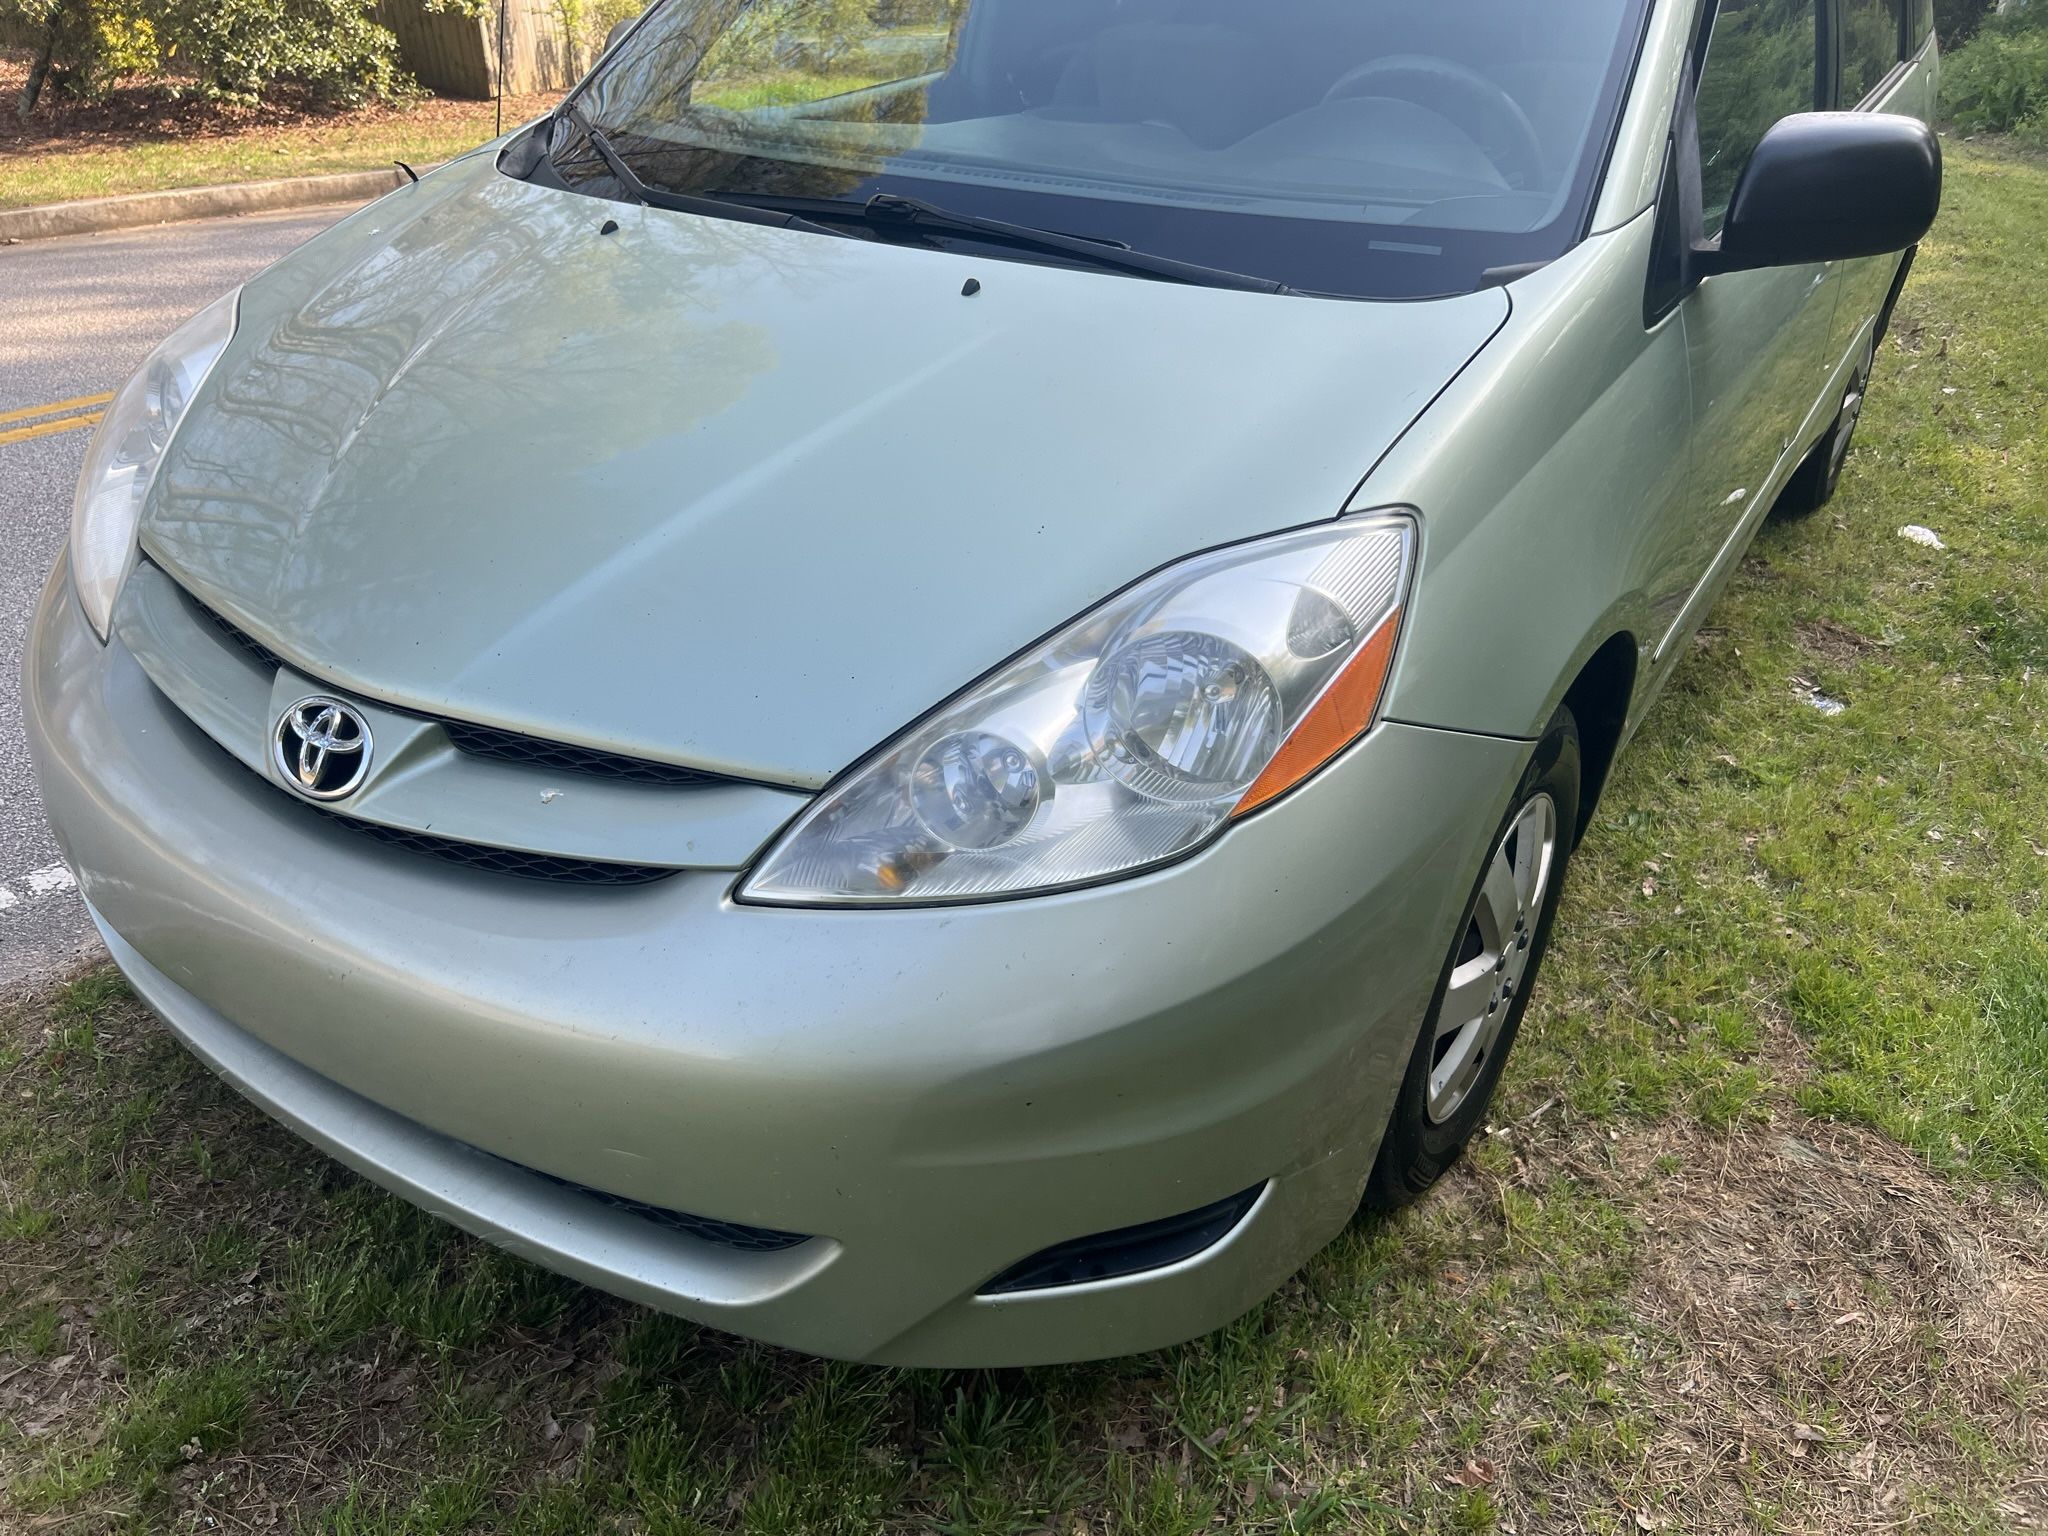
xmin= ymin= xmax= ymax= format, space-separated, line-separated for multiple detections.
xmin=549 ymin=0 xmax=1651 ymax=297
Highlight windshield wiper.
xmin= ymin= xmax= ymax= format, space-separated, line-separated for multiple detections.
xmin=558 ymin=108 xmax=846 ymax=239
xmin=716 ymin=190 xmax=1292 ymax=294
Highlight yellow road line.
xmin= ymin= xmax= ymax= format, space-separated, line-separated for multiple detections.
xmin=0 ymin=390 xmax=114 ymax=429
xmin=0 ymin=410 xmax=105 ymax=447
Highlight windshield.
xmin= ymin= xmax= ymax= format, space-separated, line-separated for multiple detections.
xmin=548 ymin=0 xmax=1652 ymax=298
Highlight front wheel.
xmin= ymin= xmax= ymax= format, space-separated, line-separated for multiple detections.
xmin=1362 ymin=707 xmax=1581 ymax=1211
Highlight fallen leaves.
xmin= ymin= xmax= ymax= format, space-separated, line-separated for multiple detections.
xmin=1451 ymin=1456 xmax=1499 ymax=1489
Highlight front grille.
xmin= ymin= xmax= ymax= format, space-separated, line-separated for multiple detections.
xmin=202 ymin=601 xmax=285 ymax=670
xmin=184 ymin=577 xmax=737 ymax=790
xmin=157 ymin=569 xmax=697 ymax=885
xmin=441 ymin=721 xmax=725 ymax=787
xmin=522 ymin=1166 xmax=810 ymax=1253
xmin=315 ymin=810 xmax=675 ymax=886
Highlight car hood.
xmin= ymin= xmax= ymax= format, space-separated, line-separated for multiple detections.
xmin=144 ymin=154 xmax=1507 ymax=789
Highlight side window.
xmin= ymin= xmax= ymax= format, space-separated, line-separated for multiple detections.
xmin=1908 ymin=0 xmax=1934 ymax=50
xmin=1693 ymin=0 xmax=1823 ymax=238
xmin=1841 ymin=0 xmax=1908 ymax=105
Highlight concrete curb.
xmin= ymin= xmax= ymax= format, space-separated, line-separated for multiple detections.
xmin=0 ymin=167 xmax=412 ymax=243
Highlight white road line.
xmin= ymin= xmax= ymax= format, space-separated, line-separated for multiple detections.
xmin=24 ymin=864 xmax=77 ymax=896
xmin=26 ymin=865 xmax=74 ymax=895
xmin=8 ymin=864 xmax=78 ymax=901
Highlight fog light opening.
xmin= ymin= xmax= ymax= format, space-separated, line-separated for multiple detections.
xmin=977 ymin=1182 xmax=1267 ymax=1296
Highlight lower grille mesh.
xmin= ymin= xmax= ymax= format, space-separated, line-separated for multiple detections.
xmin=313 ymin=810 xmax=675 ymax=886
xmin=521 ymin=1166 xmax=811 ymax=1253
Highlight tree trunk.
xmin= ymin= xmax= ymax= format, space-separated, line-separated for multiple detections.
xmin=18 ymin=32 xmax=55 ymax=121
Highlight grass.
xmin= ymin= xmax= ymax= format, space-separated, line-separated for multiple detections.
xmin=5 ymin=140 xmax=2048 ymax=1533
xmin=0 ymin=41 xmax=576 ymax=211
xmin=0 ymin=117 xmax=500 ymax=209
xmin=0 ymin=87 xmax=556 ymax=212
xmin=694 ymin=71 xmax=890 ymax=112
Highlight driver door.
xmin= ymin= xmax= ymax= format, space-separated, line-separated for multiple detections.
xmin=1658 ymin=0 xmax=1839 ymax=660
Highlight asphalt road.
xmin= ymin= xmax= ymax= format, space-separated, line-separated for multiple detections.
xmin=1 ymin=206 xmax=348 ymax=989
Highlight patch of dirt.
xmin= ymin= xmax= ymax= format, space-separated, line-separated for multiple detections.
xmin=1887 ymin=312 xmax=1948 ymax=360
xmin=0 ymin=47 xmax=557 ymax=158
xmin=1593 ymin=1120 xmax=2046 ymax=1531
xmin=1796 ymin=617 xmax=1884 ymax=666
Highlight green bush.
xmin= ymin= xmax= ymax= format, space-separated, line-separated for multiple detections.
xmin=155 ymin=0 xmax=408 ymax=104
xmin=1942 ymin=7 xmax=2048 ymax=138
xmin=5 ymin=0 xmax=411 ymax=112
xmin=1937 ymin=0 xmax=2000 ymax=47
xmin=5 ymin=0 xmax=130 ymax=106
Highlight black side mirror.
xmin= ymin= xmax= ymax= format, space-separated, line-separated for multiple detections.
xmin=1708 ymin=112 xmax=1942 ymax=276
xmin=605 ymin=15 xmax=638 ymax=56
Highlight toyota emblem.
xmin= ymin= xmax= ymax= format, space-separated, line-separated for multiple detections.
xmin=274 ymin=696 xmax=373 ymax=801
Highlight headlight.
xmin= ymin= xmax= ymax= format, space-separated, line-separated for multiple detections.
xmin=71 ymin=289 xmax=238 ymax=641
xmin=741 ymin=514 xmax=1415 ymax=906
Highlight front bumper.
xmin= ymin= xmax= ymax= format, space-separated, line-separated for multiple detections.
xmin=23 ymin=555 xmax=1529 ymax=1365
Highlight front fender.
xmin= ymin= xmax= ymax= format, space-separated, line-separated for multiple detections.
xmin=1367 ymin=207 xmax=1682 ymax=743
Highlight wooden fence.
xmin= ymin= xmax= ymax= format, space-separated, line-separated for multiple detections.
xmin=377 ymin=0 xmax=590 ymax=100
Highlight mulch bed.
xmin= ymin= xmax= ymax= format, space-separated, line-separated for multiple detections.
xmin=0 ymin=46 xmax=557 ymax=159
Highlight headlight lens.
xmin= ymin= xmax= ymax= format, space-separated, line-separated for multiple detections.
xmin=741 ymin=514 xmax=1414 ymax=906
xmin=70 ymin=289 xmax=238 ymax=640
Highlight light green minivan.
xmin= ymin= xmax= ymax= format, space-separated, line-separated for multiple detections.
xmin=26 ymin=0 xmax=1941 ymax=1364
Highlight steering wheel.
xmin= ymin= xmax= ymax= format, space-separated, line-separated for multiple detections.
xmin=1321 ymin=55 xmax=1545 ymax=192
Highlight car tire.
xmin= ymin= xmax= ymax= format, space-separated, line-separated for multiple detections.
xmin=1361 ymin=706 xmax=1582 ymax=1212
xmin=1775 ymin=337 xmax=1875 ymax=519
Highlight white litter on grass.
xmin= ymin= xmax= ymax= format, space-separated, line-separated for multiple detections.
xmin=1898 ymin=524 xmax=1947 ymax=549
xmin=1806 ymin=692 xmax=1848 ymax=717
xmin=23 ymin=864 xmax=76 ymax=896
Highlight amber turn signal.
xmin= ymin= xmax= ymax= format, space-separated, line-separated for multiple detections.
xmin=1233 ymin=609 xmax=1402 ymax=816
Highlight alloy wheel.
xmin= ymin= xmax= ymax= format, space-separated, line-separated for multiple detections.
xmin=1427 ymin=792 xmax=1559 ymax=1124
